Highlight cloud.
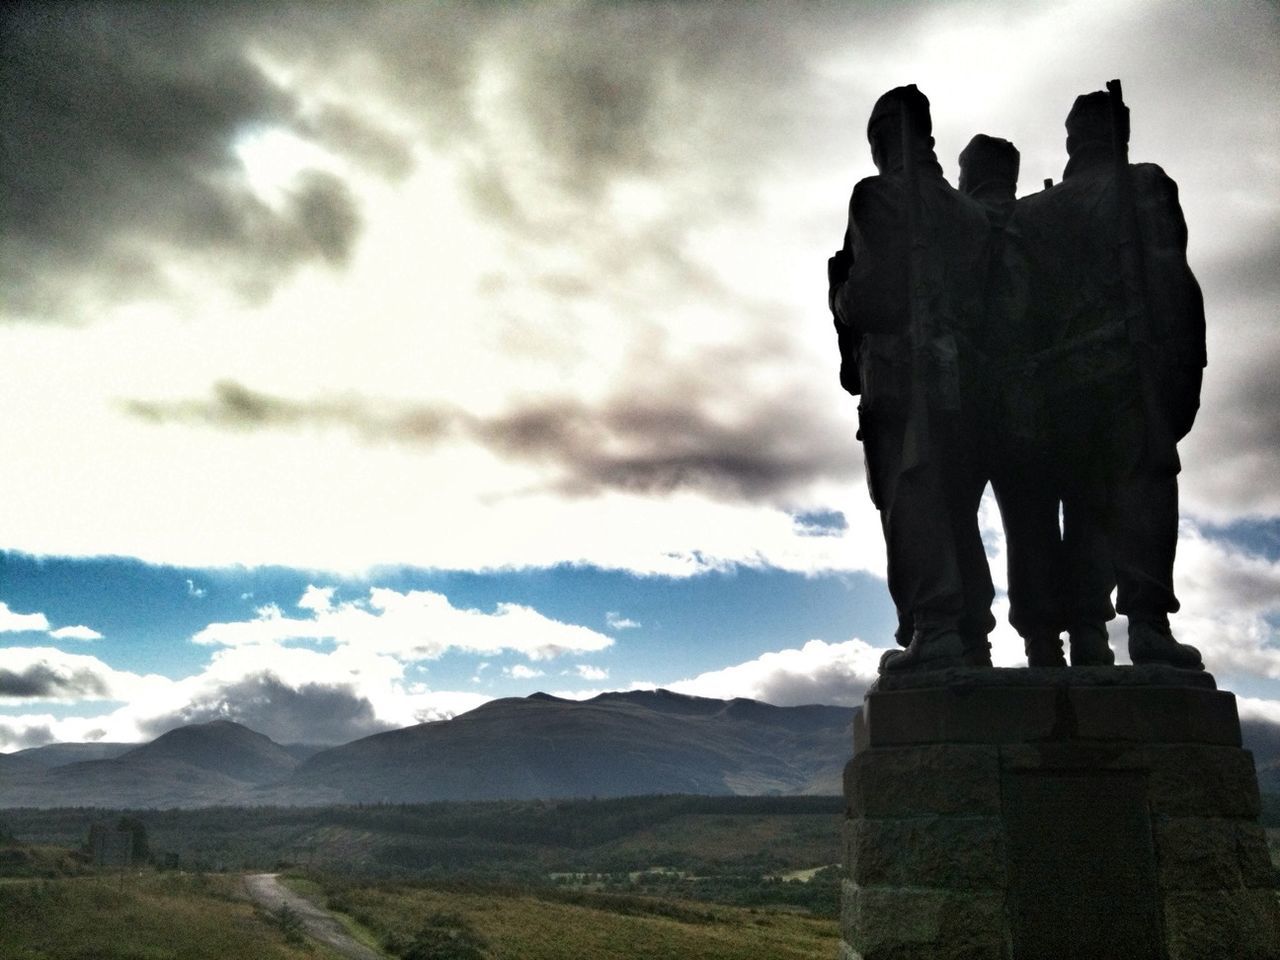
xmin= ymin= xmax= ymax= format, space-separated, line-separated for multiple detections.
xmin=123 ymin=366 xmax=861 ymax=502
xmin=49 ymin=625 xmax=104 ymax=642
xmin=0 ymin=717 xmax=56 ymax=752
xmin=192 ymin=585 xmax=615 ymax=661
xmin=0 ymin=649 xmax=111 ymax=700
xmin=137 ymin=672 xmax=396 ymax=745
xmin=0 ymin=2 xmax=406 ymax=319
xmin=504 ymin=665 xmax=544 ymax=680
xmin=0 ymin=602 xmax=50 ymax=633
xmin=572 ymin=664 xmax=609 ymax=681
xmin=667 ymin=638 xmax=883 ymax=708
xmin=186 ymin=579 xmax=207 ymax=599
xmin=605 ymin=612 xmax=639 ymax=631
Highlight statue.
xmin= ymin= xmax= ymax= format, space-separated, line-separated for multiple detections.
xmin=830 ymin=82 xmax=1206 ymax=673
xmin=960 ymin=133 xmax=1117 ymax=668
xmin=828 ymin=85 xmax=995 ymax=673
xmin=1013 ymin=84 xmax=1206 ymax=669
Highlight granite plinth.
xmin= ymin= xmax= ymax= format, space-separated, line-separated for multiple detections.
xmin=840 ymin=668 xmax=1279 ymax=960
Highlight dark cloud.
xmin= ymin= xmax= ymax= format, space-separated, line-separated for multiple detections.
xmin=0 ymin=2 xmax=408 ymax=319
xmin=140 ymin=673 xmax=395 ymax=745
xmin=0 ymin=722 xmax=55 ymax=751
xmin=123 ymin=363 xmax=861 ymax=501
xmin=0 ymin=663 xmax=109 ymax=700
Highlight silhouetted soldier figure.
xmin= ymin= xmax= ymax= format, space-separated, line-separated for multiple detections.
xmin=830 ymin=85 xmax=994 ymax=672
xmin=1016 ymin=87 xmax=1206 ymax=669
xmin=960 ymin=134 xmax=1117 ymax=668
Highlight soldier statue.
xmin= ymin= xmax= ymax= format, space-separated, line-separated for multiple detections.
xmin=959 ymin=133 xmax=1118 ymax=668
xmin=1007 ymin=85 xmax=1207 ymax=669
xmin=829 ymin=85 xmax=995 ymax=673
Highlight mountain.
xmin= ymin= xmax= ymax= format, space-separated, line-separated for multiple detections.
xmin=0 ymin=741 xmax=133 ymax=773
xmin=279 ymin=689 xmax=855 ymax=804
xmin=0 ymin=692 xmax=855 ymax=808
xmin=0 ymin=719 xmax=301 ymax=809
xmin=118 ymin=719 xmax=298 ymax=783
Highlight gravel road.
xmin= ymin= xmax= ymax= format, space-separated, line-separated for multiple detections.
xmin=244 ymin=872 xmax=385 ymax=960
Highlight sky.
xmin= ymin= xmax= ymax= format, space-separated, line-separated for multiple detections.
xmin=1 ymin=0 xmax=1278 ymax=750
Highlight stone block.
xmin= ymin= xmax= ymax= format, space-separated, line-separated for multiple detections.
xmin=1237 ymin=821 xmax=1275 ymax=889
xmin=841 ymin=880 xmax=1008 ymax=960
xmin=845 ymin=815 xmax=1006 ymax=890
xmin=998 ymin=741 xmax=1143 ymax=772
xmin=863 ymin=685 xmax=1059 ymax=746
xmin=1163 ymin=889 xmax=1280 ymax=960
xmin=844 ymin=744 xmax=1000 ymax=818
xmin=1155 ymin=817 xmax=1246 ymax=890
xmin=1069 ymin=686 xmax=1241 ymax=745
xmin=1144 ymin=743 xmax=1262 ymax=818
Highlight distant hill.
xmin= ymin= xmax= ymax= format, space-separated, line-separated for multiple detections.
xmin=0 ymin=692 xmax=855 ymax=808
xmin=0 ymin=741 xmax=133 ymax=773
xmin=280 ymin=689 xmax=855 ymax=804
xmin=0 ymin=719 xmax=302 ymax=809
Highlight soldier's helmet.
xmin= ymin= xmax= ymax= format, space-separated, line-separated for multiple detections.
xmin=1066 ymin=90 xmax=1129 ymax=155
xmin=958 ymin=134 xmax=1020 ymax=195
xmin=867 ymin=84 xmax=933 ymax=147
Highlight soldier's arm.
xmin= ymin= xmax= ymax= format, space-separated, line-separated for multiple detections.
xmin=1133 ymin=163 xmax=1206 ymax=437
xmin=834 ymin=177 xmax=909 ymax=334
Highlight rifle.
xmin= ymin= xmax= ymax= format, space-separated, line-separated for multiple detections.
xmin=1106 ymin=78 xmax=1179 ymax=474
xmin=899 ymin=89 xmax=932 ymax=471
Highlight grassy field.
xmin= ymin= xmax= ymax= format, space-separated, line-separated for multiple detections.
xmin=302 ymin=873 xmax=839 ymax=960
xmin=0 ymin=870 xmax=337 ymax=960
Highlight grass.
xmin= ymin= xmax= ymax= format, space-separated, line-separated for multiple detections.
xmin=317 ymin=876 xmax=838 ymax=960
xmin=0 ymin=870 xmax=337 ymax=960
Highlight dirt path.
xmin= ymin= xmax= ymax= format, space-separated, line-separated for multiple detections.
xmin=244 ymin=873 xmax=385 ymax=960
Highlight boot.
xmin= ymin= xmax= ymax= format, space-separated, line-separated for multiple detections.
xmin=879 ymin=630 xmax=965 ymax=674
xmin=1024 ymin=630 xmax=1066 ymax=668
xmin=1069 ymin=622 xmax=1115 ymax=666
xmin=1129 ymin=620 xmax=1203 ymax=670
xmin=963 ymin=637 xmax=993 ymax=669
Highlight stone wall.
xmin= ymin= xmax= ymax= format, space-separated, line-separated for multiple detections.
xmin=841 ymin=667 xmax=1280 ymax=960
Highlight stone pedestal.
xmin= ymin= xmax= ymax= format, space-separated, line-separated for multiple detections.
xmin=840 ymin=666 xmax=1280 ymax=960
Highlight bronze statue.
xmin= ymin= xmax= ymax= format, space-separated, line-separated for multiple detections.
xmin=829 ymin=85 xmax=995 ymax=672
xmin=1013 ymin=85 xmax=1206 ymax=669
xmin=960 ymin=134 xmax=1117 ymax=668
xmin=830 ymin=83 xmax=1206 ymax=673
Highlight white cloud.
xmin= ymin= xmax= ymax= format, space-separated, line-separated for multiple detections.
xmin=298 ymin=584 xmax=336 ymax=613
xmin=49 ymin=625 xmax=105 ymax=641
xmin=186 ymin=579 xmax=206 ymax=598
xmin=668 ymin=638 xmax=884 ymax=708
xmin=572 ymin=664 xmax=609 ymax=681
xmin=192 ymin=586 xmax=615 ymax=661
xmin=0 ymin=602 xmax=51 ymax=633
xmin=606 ymin=611 xmax=640 ymax=630
xmin=504 ymin=664 xmax=545 ymax=680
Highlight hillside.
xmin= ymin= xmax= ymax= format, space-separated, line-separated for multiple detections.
xmin=0 ymin=719 xmax=300 ymax=808
xmin=281 ymin=690 xmax=854 ymax=804
xmin=0 ymin=693 xmax=854 ymax=808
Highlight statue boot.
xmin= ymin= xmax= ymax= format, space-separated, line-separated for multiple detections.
xmin=963 ymin=636 xmax=993 ymax=668
xmin=1069 ymin=622 xmax=1115 ymax=666
xmin=1025 ymin=630 xmax=1066 ymax=668
xmin=1129 ymin=620 xmax=1203 ymax=670
xmin=879 ymin=629 xmax=965 ymax=674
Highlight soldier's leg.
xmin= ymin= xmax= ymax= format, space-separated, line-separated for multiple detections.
xmin=953 ymin=469 xmax=996 ymax=668
xmin=1102 ymin=393 xmax=1201 ymax=668
xmin=993 ymin=474 xmax=1066 ymax=666
xmin=861 ymin=408 xmax=965 ymax=672
xmin=879 ymin=461 xmax=967 ymax=672
xmin=1061 ymin=486 xmax=1117 ymax=666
